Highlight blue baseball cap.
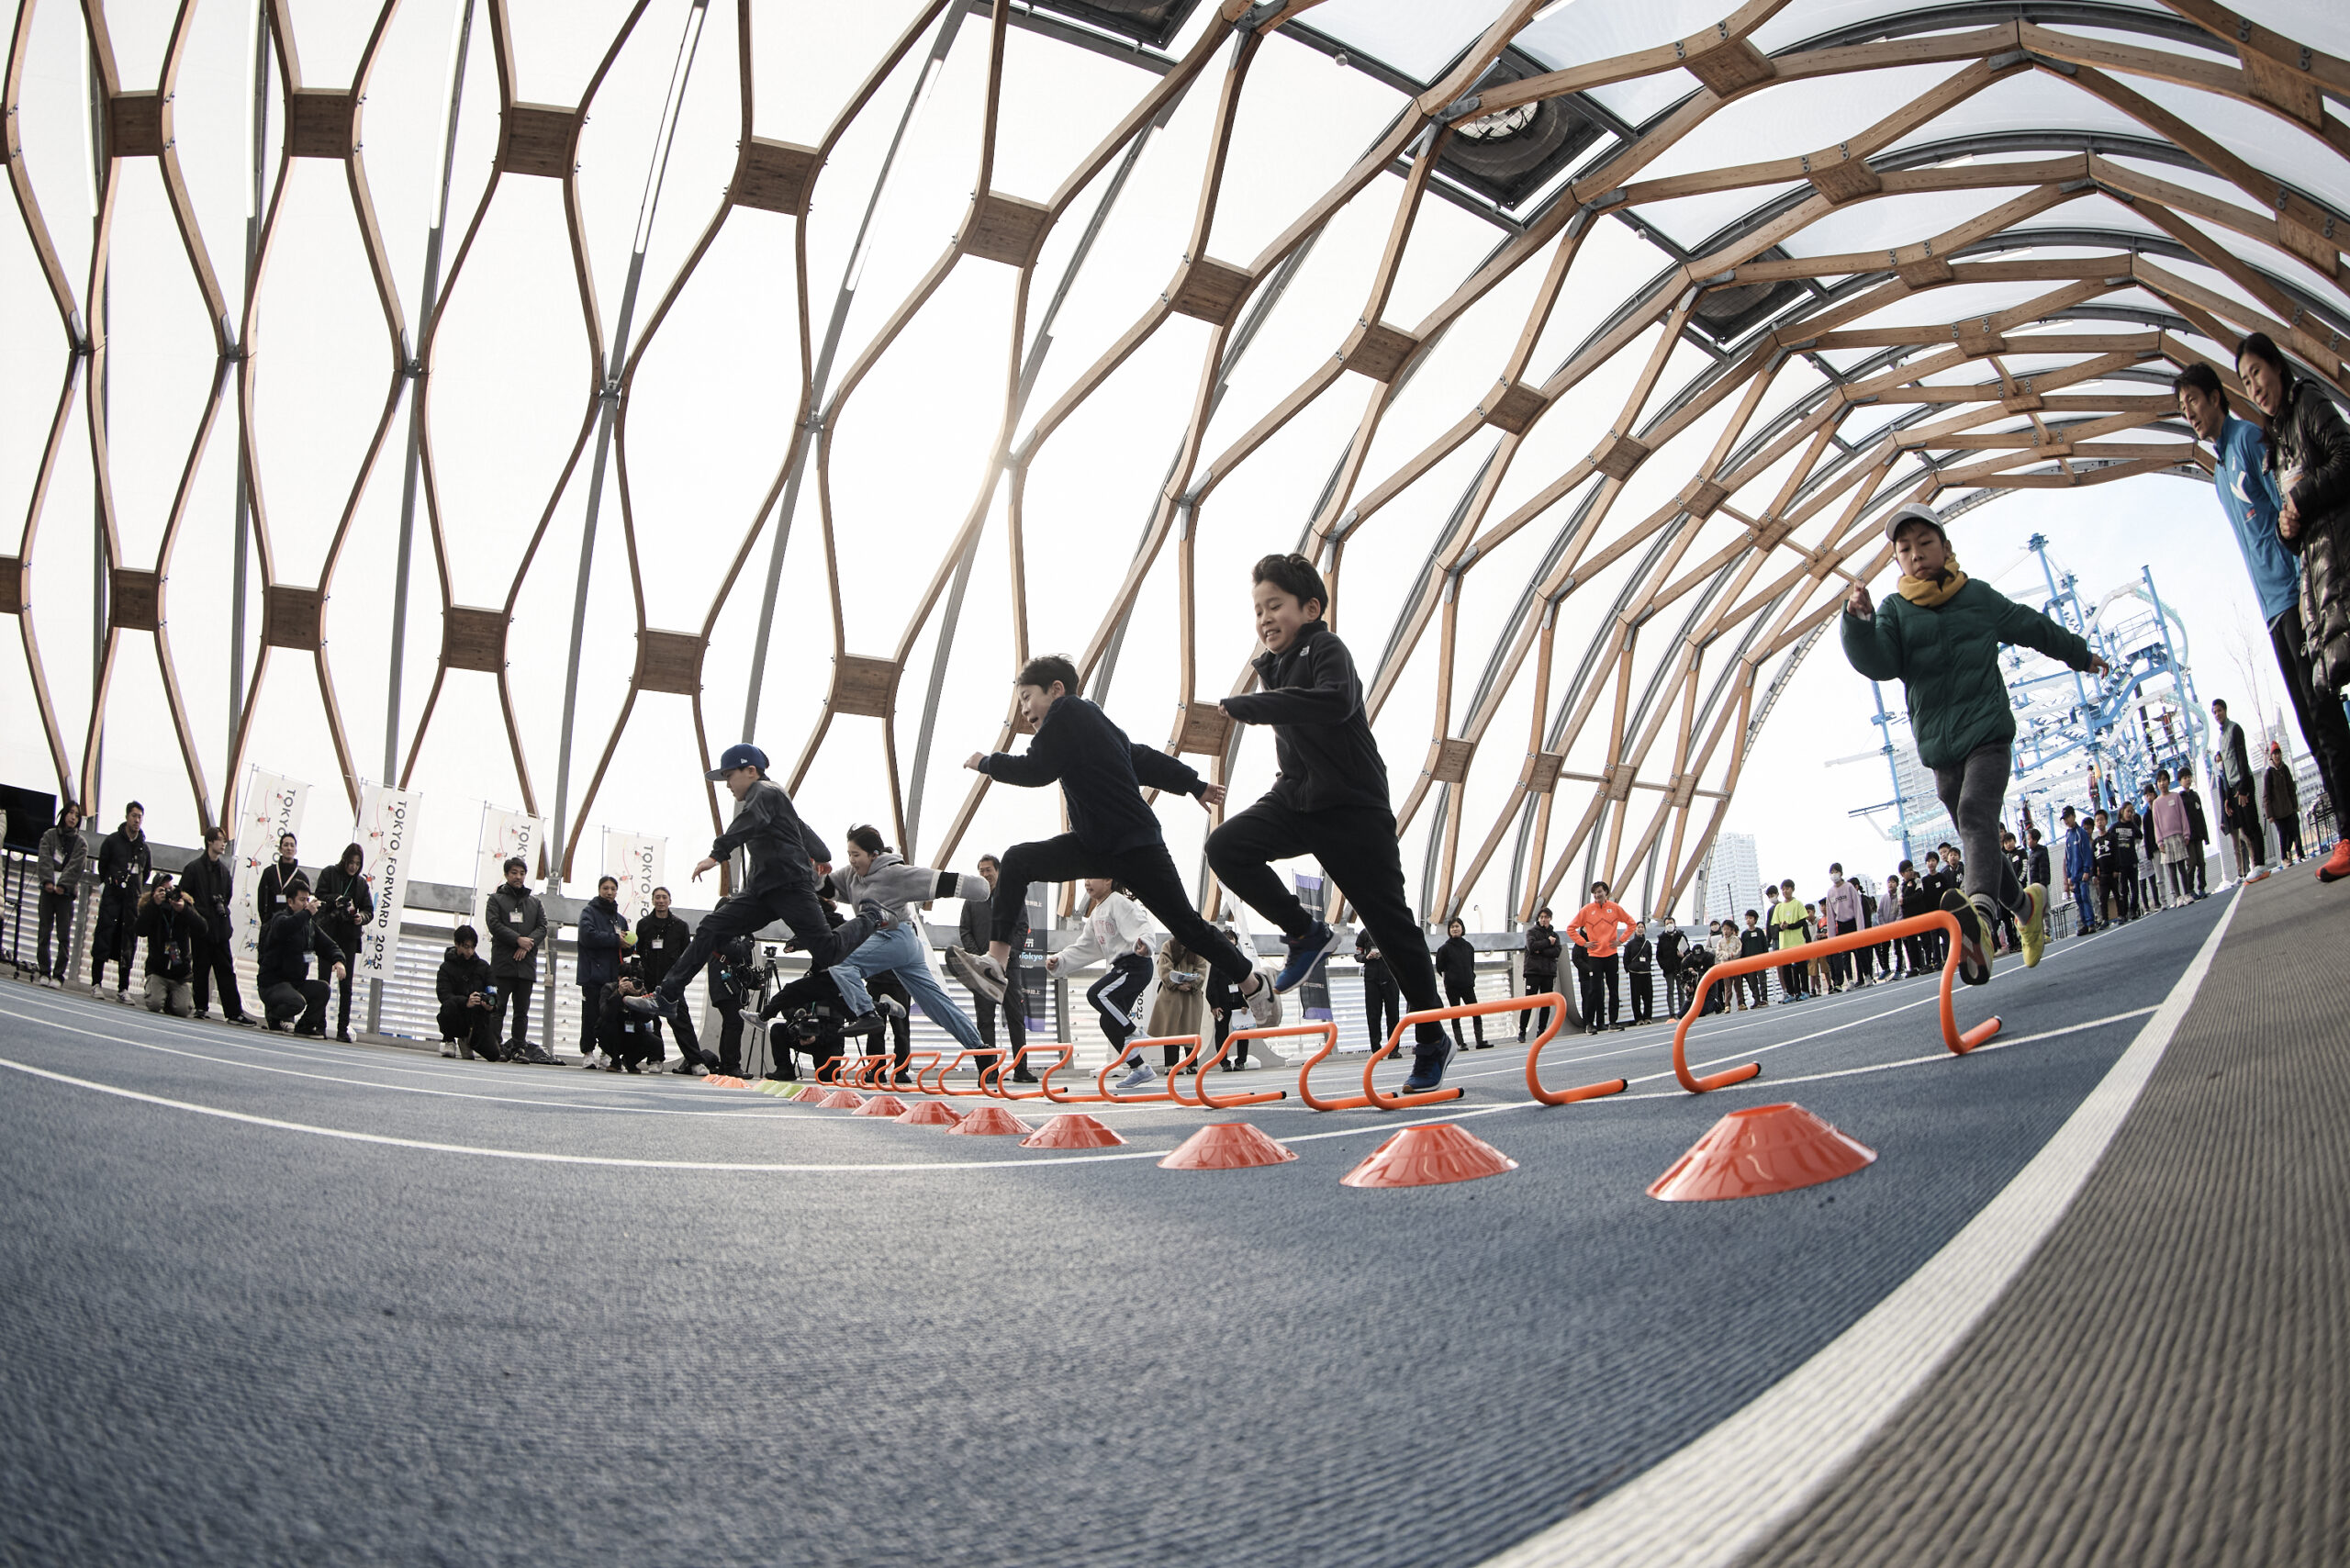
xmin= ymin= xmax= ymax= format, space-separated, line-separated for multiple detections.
xmin=706 ymin=743 xmax=769 ymax=780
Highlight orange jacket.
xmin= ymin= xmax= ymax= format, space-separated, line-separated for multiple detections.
xmin=1569 ymin=899 xmax=1633 ymax=958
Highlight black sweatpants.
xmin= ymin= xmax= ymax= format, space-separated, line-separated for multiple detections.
xmin=2274 ymin=604 xmax=2350 ymax=824
xmin=996 ymin=833 xmax=1251 ymax=987
xmin=974 ymin=991 xmax=1025 ymax=1076
xmin=37 ymin=890 xmax=74 ymax=980
xmin=1580 ymin=952 xmax=1619 ymax=1027
xmin=493 ymin=981 xmax=533 ymax=1051
xmin=90 ymin=884 xmax=137 ymax=992
xmin=1205 ymin=800 xmax=1444 ymax=1039
xmin=1442 ymin=976 xmax=1482 ymax=1048
xmin=1088 ymin=951 xmax=1154 ymax=1061
xmin=1361 ymin=962 xmax=1400 ymax=1049
xmin=1626 ymin=968 xmax=1652 ymax=1024
xmin=656 ymin=881 xmax=879 ymax=1012
xmin=438 ymin=1001 xmax=498 ymax=1057
xmin=1518 ymin=970 xmax=1556 ymax=1040
xmin=191 ymin=932 xmax=245 ymax=1019
xmin=263 ymin=979 xmax=330 ymax=1034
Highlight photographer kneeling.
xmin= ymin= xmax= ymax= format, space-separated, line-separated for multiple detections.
xmin=258 ymin=884 xmax=347 ymax=1036
xmin=136 ymin=871 xmax=198 ymax=1017
xmin=436 ymin=926 xmax=499 ymax=1060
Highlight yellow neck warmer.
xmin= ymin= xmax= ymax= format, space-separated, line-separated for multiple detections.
xmin=1897 ymin=557 xmax=1967 ymax=609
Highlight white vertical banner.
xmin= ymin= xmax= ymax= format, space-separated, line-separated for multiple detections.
xmin=352 ymin=783 xmax=422 ymax=980
xmin=601 ymin=828 xmax=665 ymax=924
xmin=473 ymin=806 xmax=543 ymax=933
xmin=230 ymin=767 xmax=309 ymax=958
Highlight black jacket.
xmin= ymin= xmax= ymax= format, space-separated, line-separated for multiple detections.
xmin=1355 ymin=929 xmax=1388 ymax=981
xmin=635 ymin=911 xmax=690 ymax=988
xmin=1898 ymin=879 xmax=1933 ymax=919
xmin=436 ymin=946 xmax=491 ymax=1008
xmin=1436 ymin=935 xmax=1477 ymax=991
xmin=256 ymin=857 xmax=308 ymax=928
xmin=576 ymin=897 xmax=629 ymax=990
xmin=258 ymin=909 xmax=344 ymax=990
xmin=1738 ymin=926 xmax=1771 ymax=959
xmin=957 ymin=888 xmax=1026 ymax=953
xmin=184 ymin=850 xmax=237 ymax=944
xmin=2028 ymin=844 xmax=2052 ymax=886
xmin=1522 ymin=923 xmax=1561 ymax=977
xmin=137 ymin=887 xmax=195 ymax=980
xmin=1657 ymin=927 xmax=1687 ymax=972
xmin=96 ymin=826 xmax=151 ymax=892
xmin=484 ymin=883 xmax=548 ymax=980
xmin=1622 ymin=931 xmax=1652 ymax=975
xmin=313 ymin=865 xmax=375 ymax=948
xmin=2183 ymin=785 xmax=2210 ymax=844
xmin=979 ymin=695 xmax=1202 ymax=855
xmin=1221 ymin=622 xmax=1390 ymax=813
xmin=712 ymin=778 xmax=830 ymax=898
xmin=2269 ymin=376 xmax=2350 ymax=692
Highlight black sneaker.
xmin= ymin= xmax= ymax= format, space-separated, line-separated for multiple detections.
xmin=621 ymin=990 xmax=676 ymax=1021
xmin=1272 ymin=923 xmax=1337 ymax=994
xmin=1399 ymin=1034 xmax=1454 ymax=1094
xmin=1941 ymin=890 xmax=1993 ymax=986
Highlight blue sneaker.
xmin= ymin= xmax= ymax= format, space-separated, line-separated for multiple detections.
xmin=1272 ymin=923 xmax=1337 ymax=993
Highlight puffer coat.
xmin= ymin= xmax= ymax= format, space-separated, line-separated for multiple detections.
xmin=2267 ymin=376 xmax=2350 ymax=694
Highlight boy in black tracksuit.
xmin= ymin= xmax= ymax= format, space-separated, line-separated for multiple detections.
xmin=1201 ymin=554 xmax=1511 ymax=1092
xmin=628 ymin=743 xmax=883 ymax=1025
xmin=946 ymin=657 xmax=1280 ymax=1032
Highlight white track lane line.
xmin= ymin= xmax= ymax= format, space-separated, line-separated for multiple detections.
xmin=0 ymin=994 xmax=2163 ymax=1165
xmin=1476 ymin=888 xmax=2243 ymax=1568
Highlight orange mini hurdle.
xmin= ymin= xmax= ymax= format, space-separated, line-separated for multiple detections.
xmin=1670 ymin=907 xmax=2002 ymax=1093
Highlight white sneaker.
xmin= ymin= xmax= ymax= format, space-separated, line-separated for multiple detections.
xmin=1240 ymin=971 xmax=1281 ymax=1028
xmin=439 ymin=1045 xmax=457 ymax=1058
xmin=1115 ymin=1060 xmax=1156 ymax=1092
xmin=91 ymin=982 xmax=107 ymax=1000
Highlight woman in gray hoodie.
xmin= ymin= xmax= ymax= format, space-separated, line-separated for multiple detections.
xmin=821 ymin=825 xmax=994 ymax=1066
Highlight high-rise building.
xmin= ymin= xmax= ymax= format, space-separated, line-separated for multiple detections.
xmin=1703 ymin=833 xmax=1764 ymax=926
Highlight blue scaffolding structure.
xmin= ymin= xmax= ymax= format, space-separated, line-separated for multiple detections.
xmin=2003 ymin=534 xmax=2204 ymax=833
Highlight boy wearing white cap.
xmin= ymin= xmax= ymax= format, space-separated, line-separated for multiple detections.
xmin=1842 ymin=502 xmax=2109 ymax=983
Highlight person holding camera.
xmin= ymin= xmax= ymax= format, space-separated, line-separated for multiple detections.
xmin=33 ymin=801 xmax=87 ymax=987
xmin=135 ymin=871 xmax=198 ymax=1016
xmin=90 ymin=801 xmax=151 ymax=1002
xmin=257 ymin=884 xmax=346 ymax=1036
xmin=435 ymin=926 xmax=499 ymax=1060
xmin=597 ymin=959 xmax=665 ymax=1072
xmin=185 ymin=826 xmax=250 ymax=1023
xmin=313 ymin=843 xmax=375 ymax=1044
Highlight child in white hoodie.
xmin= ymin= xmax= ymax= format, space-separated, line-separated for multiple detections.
xmin=1046 ymin=878 xmax=1157 ymax=1091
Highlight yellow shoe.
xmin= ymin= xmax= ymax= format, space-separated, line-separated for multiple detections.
xmin=2020 ymin=883 xmax=2047 ymax=968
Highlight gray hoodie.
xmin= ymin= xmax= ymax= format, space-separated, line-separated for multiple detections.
xmin=823 ymin=851 xmax=988 ymax=929
xmin=37 ymin=823 xmax=88 ymax=893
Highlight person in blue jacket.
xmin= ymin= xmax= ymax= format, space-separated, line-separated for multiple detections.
xmin=2059 ymin=804 xmax=2098 ymax=934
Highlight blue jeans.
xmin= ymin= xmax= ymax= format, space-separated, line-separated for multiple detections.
xmin=827 ymin=924 xmax=983 ymax=1053
xmin=2071 ymin=875 xmax=2097 ymax=930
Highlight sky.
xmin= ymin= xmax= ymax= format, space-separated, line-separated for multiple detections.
xmin=0 ymin=0 xmax=2333 ymax=928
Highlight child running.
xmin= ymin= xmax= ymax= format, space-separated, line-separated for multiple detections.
xmin=1203 ymin=553 xmax=1539 ymax=1092
xmin=626 ymin=744 xmax=887 ymax=1025
xmin=820 ymin=825 xmax=994 ymax=1070
xmin=947 ymin=656 xmax=1280 ymax=1060
xmin=1842 ymin=501 xmax=2107 ymax=982
xmin=1046 ymin=878 xmax=1158 ymax=1090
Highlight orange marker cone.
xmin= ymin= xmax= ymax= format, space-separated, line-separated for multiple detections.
xmin=1648 ymin=1103 xmax=1876 ymax=1201
xmin=896 ymin=1100 xmax=964 ymax=1127
xmin=700 ymin=1074 xmax=750 ymax=1089
xmin=949 ymin=1105 xmax=1033 ymax=1137
xmin=1019 ymin=1114 xmax=1125 ymax=1149
xmin=853 ymin=1094 xmax=909 ymax=1117
xmin=1158 ymin=1122 xmax=1298 ymax=1170
xmin=1339 ymin=1123 xmax=1518 ymax=1188
xmin=815 ymin=1089 xmax=865 ymax=1110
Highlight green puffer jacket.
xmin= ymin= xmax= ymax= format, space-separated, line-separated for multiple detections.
xmin=1841 ymin=578 xmax=2094 ymax=768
